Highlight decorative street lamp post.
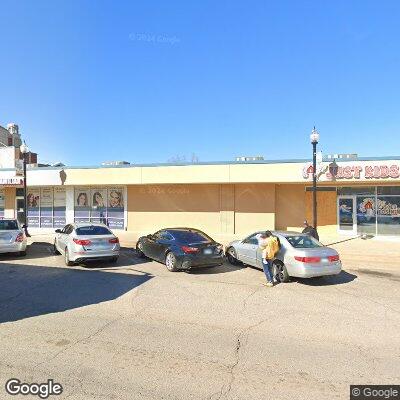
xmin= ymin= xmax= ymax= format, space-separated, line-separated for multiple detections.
xmin=19 ymin=141 xmax=31 ymax=237
xmin=310 ymin=127 xmax=320 ymax=229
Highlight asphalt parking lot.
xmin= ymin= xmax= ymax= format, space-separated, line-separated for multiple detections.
xmin=0 ymin=240 xmax=399 ymax=400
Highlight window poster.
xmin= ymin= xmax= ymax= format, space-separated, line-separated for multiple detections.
xmin=0 ymin=189 xmax=4 ymax=218
xmin=53 ymin=187 xmax=66 ymax=227
xmin=107 ymin=188 xmax=124 ymax=229
xmin=27 ymin=188 xmax=40 ymax=227
xmin=74 ymin=188 xmax=90 ymax=222
xmin=40 ymin=188 xmax=54 ymax=227
xmin=91 ymin=189 xmax=107 ymax=224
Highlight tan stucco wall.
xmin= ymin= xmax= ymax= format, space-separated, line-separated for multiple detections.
xmin=127 ymin=184 xmax=223 ymax=234
xmin=4 ymin=187 xmax=16 ymax=218
xmin=275 ymin=184 xmax=306 ymax=231
xmin=234 ymin=184 xmax=275 ymax=235
xmin=305 ymin=190 xmax=337 ymax=234
xmin=127 ymin=183 xmax=277 ymax=236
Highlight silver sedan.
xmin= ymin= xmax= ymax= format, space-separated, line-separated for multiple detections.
xmin=226 ymin=231 xmax=342 ymax=282
xmin=0 ymin=219 xmax=27 ymax=256
xmin=54 ymin=223 xmax=120 ymax=266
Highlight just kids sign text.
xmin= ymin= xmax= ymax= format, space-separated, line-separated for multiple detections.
xmin=302 ymin=162 xmax=400 ymax=181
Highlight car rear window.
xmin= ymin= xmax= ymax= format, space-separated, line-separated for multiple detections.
xmin=75 ymin=226 xmax=112 ymax=236
xmin=0 ymin=220 xmax=19 ymax=230
xmin=170 ymin=230 xmax=212 ymax=243
xmin=286 ymin=235 xmax=322 ymax=248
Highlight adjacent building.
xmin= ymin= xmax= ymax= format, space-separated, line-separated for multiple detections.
xmin=1 ymin=153 xmax=400 ymax=239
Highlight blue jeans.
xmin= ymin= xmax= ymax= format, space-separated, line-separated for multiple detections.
xmin=262 ymin=259 xmax=273 ymax=282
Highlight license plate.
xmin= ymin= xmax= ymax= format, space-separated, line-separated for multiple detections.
xmin=321 ymin=257 xmax=329 ymax=263
xmin=204 ymin=248 xmax=213 ymax=255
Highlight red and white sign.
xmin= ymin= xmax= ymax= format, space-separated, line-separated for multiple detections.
xmin=0 ymin=177 xmax=24 ymax=186
xmin=303 ymin=163 xmax=400 ymax=181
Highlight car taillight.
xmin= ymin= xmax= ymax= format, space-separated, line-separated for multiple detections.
xmin=73 ymin=238 xmax=91 ymax=246
xmin=109 ymin=238 xmax=119 ymax=244
xmin=294 ymin=256 xmax=321 ymax=263
xmin=328 ymin=255 xmax=340 ymax=262
xmin=181 ymin=246 xmax=199 ymax=254
xmin=15 ymin=233 xmax=24 ymax=242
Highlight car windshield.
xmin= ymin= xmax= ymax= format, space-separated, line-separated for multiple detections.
xmin=75 ymin=226 xmax=112 ymax=236
xmin=0 ymin=220 xmax=19 ymax=230
xmin=286 ymin=235 xmax=322 ymax=248
xmin=169 ymin=230 xmax=212 ymax=243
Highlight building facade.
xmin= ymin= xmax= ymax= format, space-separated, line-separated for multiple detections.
xmin=0 ymin=157 xmax=400 ymax=239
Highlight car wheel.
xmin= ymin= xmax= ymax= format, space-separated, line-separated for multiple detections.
xmin=165 ymin=252 xmax=178 ymax=272
xmin=136 ymin=241 xmax=146 ymax=258
xmin=65 ymin=247 xmax=74 ymax=266
xmin=226 ymin=247 xmax=241 ymax=265
xmin=53 ymin=241 xmax=60 ymax=255
xmin=110 ymin=256 xmax=118 ymax=263
xmin=19 ymin=250 xmax=27 ymax=257
xmin=273 ymin=261 xmax=290 ymax=283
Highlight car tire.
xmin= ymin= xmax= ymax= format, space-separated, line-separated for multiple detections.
xmin=165 ymin=252 xmax=178 ymax=272
xmin=65 ymin=247 xmax=74 ymax=266
xmin=53 ymin=241 xmax=61 ymax=255
xmin=136 ymin=241 xmax=146 ymax=258
xmin=19 ymin=250 xmax=27 ymax=257
xmin=226 ymin=247 xmax=241 ymax=265
xmin=110 ymin=256 xmax=119 ymax=263
xmin=273 ymin=260 xmax=290 ymax=283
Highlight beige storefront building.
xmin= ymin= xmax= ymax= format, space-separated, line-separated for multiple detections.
xmin=1 ymin=156 xmax=400 ymax=239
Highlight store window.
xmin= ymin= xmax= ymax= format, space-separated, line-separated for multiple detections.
xmin=376 ymin=196 xmax=400 ymax=235
xmin=74 ymin=188 xmax=124 ymax=229
xmin=356 ymin=196 xmax=376 ymax=235
xmin=27 ymin=187 xmax=66 ymax=228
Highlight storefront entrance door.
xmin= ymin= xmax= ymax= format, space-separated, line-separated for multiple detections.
xmin=337 ymin=196 xmax=356 ymax=235
xmin=15 ymin=197 xmax=25 ymax=225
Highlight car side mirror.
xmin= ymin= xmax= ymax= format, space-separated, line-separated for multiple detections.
xmin=55 ymin=229 xmax=61 ymax=233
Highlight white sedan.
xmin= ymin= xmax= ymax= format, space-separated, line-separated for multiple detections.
xmin=226 ymin=231 xmax=342 ymax=283
xmin=0 ymin=219 xmax=27 ymax=256
xmin=54 ymin=223 xmax=120 ymax=266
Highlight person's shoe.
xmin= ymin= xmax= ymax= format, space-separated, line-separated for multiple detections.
xmin=264 ymin=281 xmax=274 ymax=287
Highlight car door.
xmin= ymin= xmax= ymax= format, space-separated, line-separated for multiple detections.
xmin=149 ymin=231 xmax=172 ymax=262
xmin=57 ymin=225 xmax=71 ymax=252
xmin=237 ymin=234 xmax=259 ymax=266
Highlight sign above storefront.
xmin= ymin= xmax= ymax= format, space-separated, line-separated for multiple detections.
xmin=0 ymin=177 xmax=24 ymax=186
xmin=303 ymin=163 xmax=400 ymax=181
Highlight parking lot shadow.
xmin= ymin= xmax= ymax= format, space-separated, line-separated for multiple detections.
xmin=0 ymin=262 xmax=152 ymax=324
xmin=187 ymin=261 xmax=246 ymax=275
xmin=295 ymin=270 xmax=357 ymax=286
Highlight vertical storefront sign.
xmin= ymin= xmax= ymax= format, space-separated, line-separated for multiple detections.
xmin=0 ymin=189 xmax=4 ymax=218
xmin=40 ymin=188 xmax=54 ymax=227
xmin=91 ymin=189 xmax=107 ymax=224
xmin=107 ymin=188 xmax=124 ymax=229
xmin=74 ymin=188 xmax=91 ymax=222
xmin=54 ymin=188 xmax=66 ymax=228
xmin=27 ymin=188 xmax=40 ymax=227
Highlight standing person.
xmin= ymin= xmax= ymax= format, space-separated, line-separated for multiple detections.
xmin=302 ymin=220 xmax=319 ymax=241
xmin=257 ymin=231 xmax=280 ymax=287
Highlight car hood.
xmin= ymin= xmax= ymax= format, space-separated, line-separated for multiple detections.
xmin=228 ymin=240 xmax=242 ymax=247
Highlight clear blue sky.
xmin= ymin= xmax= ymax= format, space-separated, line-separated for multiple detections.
xmin=1 ymin=0 xmax=399 ymax=166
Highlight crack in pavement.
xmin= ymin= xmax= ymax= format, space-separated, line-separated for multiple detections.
xmin=208 ymin=317 xmax=269 ymax=400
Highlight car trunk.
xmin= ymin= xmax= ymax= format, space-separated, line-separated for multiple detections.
xmin=0 ymin=230 xmax=19 ymax=244
xmin=188 ymin=241 xmax=220 ymax=256
xmin=77 ymin=235 xmax=117 ymax=252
